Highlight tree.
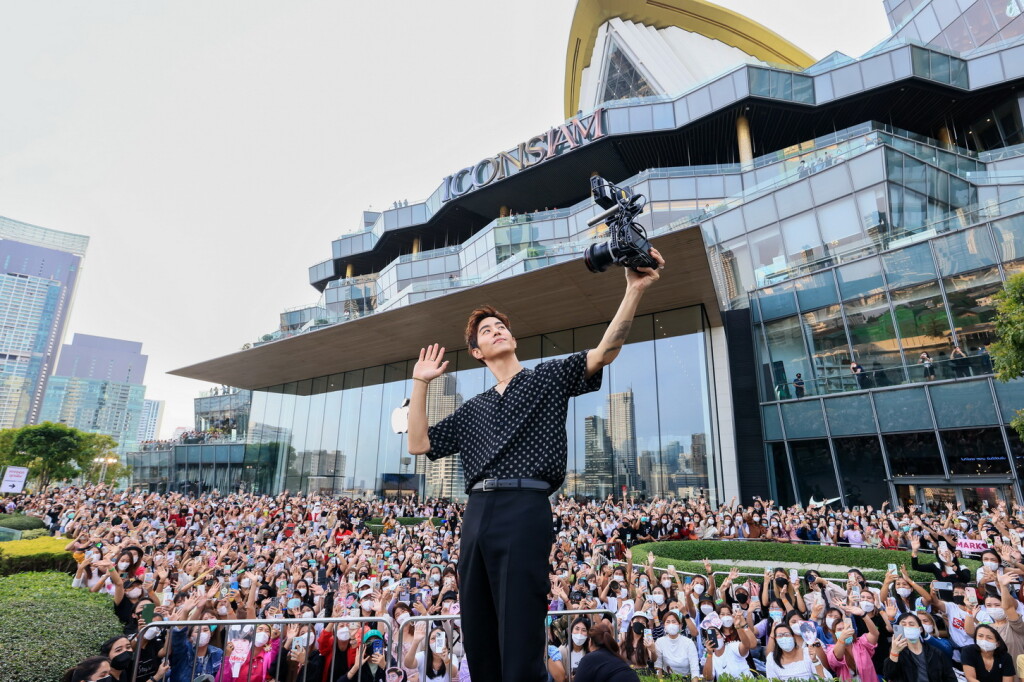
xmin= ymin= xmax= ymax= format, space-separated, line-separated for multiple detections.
xmin=8 ymin=422 xmax=87 ymax=489
xmin=992 ymin=272 xmax=1024 ymax=439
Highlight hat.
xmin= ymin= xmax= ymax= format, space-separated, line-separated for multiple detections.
xmin=441 ymin=590 xmax=458 ymax=603
xmin=362 ymin=629 xmax=384 ymax=643
xmin=631 ymin=610 xmax=653 ymax=622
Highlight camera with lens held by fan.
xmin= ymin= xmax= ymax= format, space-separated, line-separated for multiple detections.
xmin=583 ymin=175 xmax=659 ymax=273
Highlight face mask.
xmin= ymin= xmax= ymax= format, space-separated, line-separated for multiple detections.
xmin=397 ymin=613 xmax=410 ymax=626
xmin=631 ymin=622 xmax=646 ymax=635
xmin=127 ymin=588 xmax=142 ymax=599
xmin=775 ymin=577 xmax=788 ymax=588
xmin=952 ymin=595 xmax=965 ymax=605
xmin=769 ymin=610 xmax=783 ymax=622
xmin=111 ymin=652 xmax=134 ymax=671
xmin=693 ymin=583 xmax=705 ymax=595
xmin=338 ymin=628 xmax=351 ymax=641
xmin=776 ymin=636 xmax=796 ymax=652
xmin=255 ymin=632 xmax=270 ymax=647
xmin=860 ymin=602 xmax=875 ymax=613
xmin=118 ymin=561 xmax=130 ymax=571
xmin=198 ymin=630 xmax=212 ymax=646
xmin=721 ymin=616 xmax=734 ymax=628
xmin=825 ymin=617 xmax=836 ymax=629
xmin=362 ymin=600 xmax=374 ymax=611
xmin=218 ymin=606 xmax=228 ymax=615
xmin=736 ymin=593 xmax=748 ymax=605
xmin=923 ymin=623 xmax=934 ymax=634
xmin=619 ymin=589 xmax=628 ymax=599
xmin=652 ymin=594 xmax=665 ymax=605
xmin=897 ymin=588 xmax=912 ymax=599
xmin=665 ymin=623 xmax=681 ymax=636
xmin=700 ymin=604 xmax=714 ymax=615
xmin=294 ymin=633 xmax=311 ymax=647
xmin=978 ymin=639 xmax=998 ymax=652
xmin=298 ymin=588 xmax=307 ymax=596
xmin=144 ymin=626 xmax=161 ymax=640
xmin=984 ymin=561 xmax=1000 ymax=571
xmin=661 ymin=579 xmax=672 ymax=589
xmin=903 ymin=626 xmax=921 ymax=641
xmin=988 ymin=607 xmax=1006 ymax=621
xmin=571 ymin=631 xmax=589 ymax=646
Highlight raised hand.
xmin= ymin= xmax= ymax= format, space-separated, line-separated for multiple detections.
xmin=413 ymin=344 xmax=449 ymax=383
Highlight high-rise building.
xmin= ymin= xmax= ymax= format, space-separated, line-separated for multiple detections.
xmin=421 ymin=374 xmax=465 ymax=499
xmin=136 ymin=399 xmax=165 ymax=443
xmin=173 ymin=0 xmax=1024 ymax=509
xmin=0 ymin=216 xmax=88 ymax=429
xmin=583 ymin=414 xmax=614 ymax=497
xmin=39 ymin=334 xmax=148 ymax=455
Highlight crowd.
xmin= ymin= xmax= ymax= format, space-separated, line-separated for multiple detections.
xmin=10 ymin=485 xmax=1024 ymax=682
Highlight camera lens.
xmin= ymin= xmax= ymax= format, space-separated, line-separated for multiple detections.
xmin=584 ymin=241 xmax=615 ymax=273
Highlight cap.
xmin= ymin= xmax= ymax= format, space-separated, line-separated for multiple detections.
xmin=441 ymin=590 xmax=458 ymax=603
xmin=631 ymin=610 xmax=653 ymax=621
xmin=362 ymin=629 xmax=384 ymax=643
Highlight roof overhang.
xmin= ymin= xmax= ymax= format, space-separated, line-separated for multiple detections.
xmin=171 ymin=224 xmax=720 ymax=389
xmin=564 ymin=0 xmax=815 ymax=117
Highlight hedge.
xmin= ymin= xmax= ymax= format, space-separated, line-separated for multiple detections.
xmin=18 ymin=528 xmax=50 ymax=541
xmin=0 ymin=514 xmax=47 ymax=531
xmin=0 ymin=537 xmax=76 ymax=576
xmin=0 ymin=571 xmax=122 ymax=682
xmin=629 ymin=540 xmax=973 ymax=584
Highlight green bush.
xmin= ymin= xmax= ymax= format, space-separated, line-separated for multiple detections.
xmin=629 ymin=540 xmax=969 ymax=584
xmin=0 ymin=514 xmax=46 ymax=531
xmin=0 ymin=537 xmax=76 ymax=576
xmin=366 ymin=517 xmax=443 ymax=527
xmin=0 ymin=571 xmax=121 ymax=682
xmin=17 ymin=529 xmax=50 ymax=541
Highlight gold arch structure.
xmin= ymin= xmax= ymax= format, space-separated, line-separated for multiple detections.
xmin=565 ymin=0 xmax=815 ymax=118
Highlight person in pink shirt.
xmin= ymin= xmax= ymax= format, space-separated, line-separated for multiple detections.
xmin=217 ymin=624 xmax=281 ymax=682
xmin=823 ymin=605 xmax=880 ymax=682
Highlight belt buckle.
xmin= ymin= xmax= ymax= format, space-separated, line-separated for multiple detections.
xmin=481 ymin=478 xmax=498 ymax=492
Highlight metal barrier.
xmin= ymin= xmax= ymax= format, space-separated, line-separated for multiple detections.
xmin=608 ymin=559 xmax=887 ymax=589
xmin=545 ymin=608 xmax=616 ymax=682
xmin=132 ymin=616 xmax=394 ymax=682
xmin=394 ymin=614 xmax=461 ymax=678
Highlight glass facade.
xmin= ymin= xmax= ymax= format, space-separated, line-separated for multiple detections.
xmin=234 ymin=307 xmax=718 ymax=501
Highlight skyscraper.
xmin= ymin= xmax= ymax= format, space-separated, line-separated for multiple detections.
xmin=0 ymin=216 xmax=88 ymax=429
xmin=420 ymin=374 xmax=465 ymax=499
xmin=39 ymin=334 xmax=148 ymax=455
xmin=606 ymin=390 xmax=639 ymax=493
xmin=583 ymin=414 xmax=614 ymax=497
xmin=136 ymin=399 xmax=165 ymax=443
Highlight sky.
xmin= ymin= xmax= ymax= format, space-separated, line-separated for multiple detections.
xmin=0 ymin=1 xmax=891 ymax=437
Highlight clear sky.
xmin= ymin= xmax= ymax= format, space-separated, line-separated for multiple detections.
xmin=0 ymin=1 xmax=891 ymax=437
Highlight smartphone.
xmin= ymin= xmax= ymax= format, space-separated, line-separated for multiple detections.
xmin=887 ymin=563 xmax=897 ymax=576
xmin=965 ymin=590 xmax=978 ymax=606
xmin=372 ymin=640 xmax=384 ymax=655
xmin=789 ymin=569 xmax=797 ymax=582
xmin=287 ymin=598 xmax=301 ymax=610
xmin=145 ymin=572 xmax=155 ymax=584
xmin=400 ymin=590 xmax=410 ymax=602
xmin=893 ymin=623 xmax=904 ymax=637
xmin=684 ymin=576 xmax=692 ymax=584
xmin=732 ymin=603 xmax=742 ymax=615
xmin=939 ymin=541 xmax=949 ymax=552
xmin=851 ymin=585 xmax=861 ymax=597
xmin=141 ymin=603 xmax=157 ymax=623
xmin=934 ymin=581 xmax=953 ymax=592
xmin=643 ymin=628 xmax=652 ymax=641
xmin=230 ymin=579 xmax=239 ymax=591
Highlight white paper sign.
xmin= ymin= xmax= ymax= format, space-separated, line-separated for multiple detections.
xmin=1 ymin=466 xmax=29 ymax=493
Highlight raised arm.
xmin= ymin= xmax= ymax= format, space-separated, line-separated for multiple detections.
xmin=408 ymin=344 xmax=449 ymax=456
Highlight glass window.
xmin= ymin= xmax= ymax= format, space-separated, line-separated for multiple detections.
xmin=710 ymin=237 xmax=754 ymax=308
xmin=764 ymin=316 xmax=812 ymax=400
xmin=789 ymin=440 xmax=839 ymax=504
xmin=991 ymin=214 xmax=1024 ymax=264
xmin=944 ymin=266 xmax=1001 ymax=351
xmin=934 ymin=227 xmax=998 ymax=276
xmin=781 ymin=400 xmax=827 ymax=438
xmin=824 ymin=394 xmax=877 ymax=435
xmin=795 ymin=271 xmax=839 ymax=311
xmin=882 ymin=244 xmax=937 ymax=289
xmin=884 ymin=432 xmax=945 ymax=476
xmin=833 ymin=437 xmax=889 ymax=507
xmin=837 ymin=257 xmax=886 ymax=301
xmin=768 ymin=442 xmax=796 ymax=508
xmin=891 ymin=281 xmax=953 ymax=372
xmin=749 ymin=226 xmax=786 ymax=280
xmin=762 ymin=405 xmax=783 ymax=440
xmin=995 ymin=378 xmax=1024 ymax=423
xmin=845 ymin=292 xmax=904 ymax=376
xmin=758 ymin=281 xmax=798 ymax=320
xmin=874 ymin=387 xmax=934 ymax=431
xmin=781 ymin=211 xmax=826 ymax=272
xmin=930 ymin=380 xmax=999 ymax=428
xmin=817 ymin=196 xmax=869 ymax=259
xmin=802 ymin=305 xmax=853 ymax=395
xmin=941 ymin=428 xmax=1011 ymax=475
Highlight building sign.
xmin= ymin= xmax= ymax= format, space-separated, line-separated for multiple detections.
xmin=1 ymin=466 xmax=29 ymax=493
xmin=441 ymin=108 xmax=606 ymax=202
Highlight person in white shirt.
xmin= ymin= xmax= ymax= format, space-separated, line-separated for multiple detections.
xmin=654 ymin=610 xmax=699 ymax=676
xmin=764 ymin=623 xmax=827 ymax=680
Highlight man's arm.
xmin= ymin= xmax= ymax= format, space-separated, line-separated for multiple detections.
xmin=585 ymin=248 xmax=664 ymax=378
xmin=408 ymin=344 xmax=449 ymax=455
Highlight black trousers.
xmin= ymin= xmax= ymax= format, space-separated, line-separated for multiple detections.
xmin=458 ymin=488 xmax=552 ymax=681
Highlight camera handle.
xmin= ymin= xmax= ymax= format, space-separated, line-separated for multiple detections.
xmin=587 ymin=204 xmax=621 ymax=227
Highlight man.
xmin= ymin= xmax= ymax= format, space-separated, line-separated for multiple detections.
xmin=793 ymin=373 xmax=805 ymax=398
xmin=407 ymin=248 xmax=665 ymax=680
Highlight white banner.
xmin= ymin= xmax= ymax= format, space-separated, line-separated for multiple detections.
xmin=1 ymin=466 xmax=29 ymax=494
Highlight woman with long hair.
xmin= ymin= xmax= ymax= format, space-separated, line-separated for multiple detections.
xmin=961 ymin=624 xmax=1014 ymax=682
xmin=573 ymin=621 xmax=640 ymax=682
xmin=61 ymin=657 xmax=111 ymax=682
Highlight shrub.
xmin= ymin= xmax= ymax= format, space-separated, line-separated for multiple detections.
xmin=0 ymin=514 xmax=47 ymax=531
xmin=17 ymin=528 xmax=50 ymax=541
xmin=0 ymin=571 xmax=122 ymax=682
xmin=630 ymin=540 xmax=967 ymax=584
xmin=0 ymin=537 xmax=76 ymax=576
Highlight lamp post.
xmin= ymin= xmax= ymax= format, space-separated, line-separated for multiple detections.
xmin=94 ymin=456 xmax=118 ymax=484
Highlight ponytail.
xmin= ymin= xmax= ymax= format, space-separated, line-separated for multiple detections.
xmin=588 ymin=621 xmax=625 ymax=660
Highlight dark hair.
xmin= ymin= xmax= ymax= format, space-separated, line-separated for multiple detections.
xmin=771 ymin=625 xmax=795 ymax=667
xmin=425 ymin=626 xmax=447 ymax=679
xmin=62 ymin=656 xmax=109 ymax=682
xmin=975 ymin=624 xmax=1008 ymax=657
xmin=99 ymin=636 xmax=130 ymax=658
xmin=464 ymin=306 xmax=511 ymax=357
xmin=897 ymin=612 xmax=922 ymax=628
xmin=588 ymin=621 xmax=624 ymax=659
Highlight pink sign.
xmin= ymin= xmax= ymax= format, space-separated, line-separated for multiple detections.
xmin=956 ymin=539 xmax=990 ymax=553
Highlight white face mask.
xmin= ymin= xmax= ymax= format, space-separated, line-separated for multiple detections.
xmin=397 ymin=613 xmax=410 ymax=626
xmin=661 ymin=579 xmax=672 ymax=589
xmin=978 ymin=639 xmax=998 ymax=652
xmin=700 ymin=604 xmax=714 ymax=615
xmin=118 ymin=561 xmax=130 ymax=571
xmin=338 ymin=628 xmax=351 ymax=641
xmin=572 ymin=633 xmax=588 ymax=646
xmin=721 ymin=616 xmax=734 ymax=628
xmin=825 ymin=617 xmax=837 ymax=629
xmin=361 ymin=600 xmax=374 ymax=611
xmin=127 ymin=588 xmax=142 ymax=599
xmin=652 ymin=594 xmax=665 ymax=605
xmin=776 ymin=636 xmax=796 ymax=652
xmin=255 ymin=632 xmax=270 ymax=647
xmin=298 ymin=588 xmax=307 ymax=596
xmin=860 ymin=601 xmax=875 ymax=613
xmin=984 ymin=561 xmax=1000 ymax=572
xmin=665 ymin=623 xmax=680 ymax=636
xmin=240 ymin=578 xmax=251 ymax=589
xmin=903 ymin=626 xmax=921 ymax=641
xmin=988 ymin=607 xmax=1006 ymax=622
xmin=217 ymin=606 xmax=228 ymax=615
xmin=896 ymin=588 xmax=912 ymax=599
xmin=143 ymin=626 xmax=161 ymax=640
xmin=198 ymin=631 xmax=212 ymax=646
xmin=693 ymin=583 xmax=705 ymax=595
xmin=923 ymin=623 xmax=934 ymax=634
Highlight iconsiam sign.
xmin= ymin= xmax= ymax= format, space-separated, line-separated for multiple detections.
xmin=441 ymin=108 xmax=606 ymax=201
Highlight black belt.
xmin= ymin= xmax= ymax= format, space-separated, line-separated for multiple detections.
xmin=470 ymin=477 xmax=550 ymax=493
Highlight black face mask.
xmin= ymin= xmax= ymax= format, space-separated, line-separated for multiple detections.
xmin=775 ymin=577 xmax=788 ymax=588
xmin=631 ymin=622 xmax=646 ymax=635
xmin=110 ymin=651 xmax=134 ymax=671
xmin=735 ymin=593 xmax=749 ymax=604
xmin=952 ymin=595 xmax=965 ymax=605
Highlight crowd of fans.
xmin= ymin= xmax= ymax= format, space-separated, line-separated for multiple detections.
xmin=10 ymin=486 xmax=1024 ymax=682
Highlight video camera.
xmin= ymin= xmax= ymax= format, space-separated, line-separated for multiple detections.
xmin=583 ymin=175 xmax=659 ymax=273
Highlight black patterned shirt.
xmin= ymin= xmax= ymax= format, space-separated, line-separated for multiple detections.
xmin=426 ymin=350 xmax=603 ymax=494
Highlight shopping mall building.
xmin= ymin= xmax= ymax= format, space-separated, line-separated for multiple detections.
xmin=171 ymin=0 xmax=1024 ymax=509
